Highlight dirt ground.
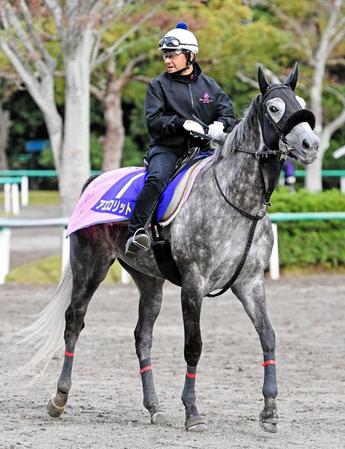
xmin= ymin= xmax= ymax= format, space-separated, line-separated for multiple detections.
xmin=0 ymin=276 xmax=344 ymax=449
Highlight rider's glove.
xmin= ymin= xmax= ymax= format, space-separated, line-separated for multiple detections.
xmin=207 ymin=121 xmax=225 ymax=140
xmin=183 ymin=120 xmax=205 ymax=135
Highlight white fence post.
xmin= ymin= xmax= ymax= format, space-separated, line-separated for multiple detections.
xmin=269 ymin=223 xmax=280 ymax=280
xmin=4 ymin=184 xmax=11 ymax=214
xmin=21 ymin=176 xmax=29 ymax=206
xmin=121 ymin=268 xmax=131 ymax=284
xmin=0 ymin=228 xmax=11 ymax=284
xmin=340 ymin=177 xmax=345 ymax=194
xmin=11 ymin=184 xmax=20 ymax=215
xmin=61 ymin=229 xmax=70 ymax=274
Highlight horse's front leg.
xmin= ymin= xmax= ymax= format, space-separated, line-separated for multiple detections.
xmin=232 ymin=273 xmax=278 ymax=433
xmin=180 ymin=286 xmax=208 ymax=432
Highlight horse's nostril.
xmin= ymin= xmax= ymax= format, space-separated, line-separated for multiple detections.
xmin=302 ymin=139 xmax=310 ymax=149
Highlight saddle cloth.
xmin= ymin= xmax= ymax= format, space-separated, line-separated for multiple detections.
xmin=66 ymin=153 xmax=213 ymax=236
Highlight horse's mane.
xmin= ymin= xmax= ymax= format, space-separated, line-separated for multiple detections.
xmin=216 ymin=95 xmax=261 ymax=158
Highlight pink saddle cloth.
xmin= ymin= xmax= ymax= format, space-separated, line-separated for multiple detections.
xmin=66 ymin=157 xmax=212 ymax=236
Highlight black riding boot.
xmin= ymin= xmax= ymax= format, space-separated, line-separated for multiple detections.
xmin=125 ymin=183 xmax=162 ymax=255
xmin=125 ymin=147 xmax=179 ymax=256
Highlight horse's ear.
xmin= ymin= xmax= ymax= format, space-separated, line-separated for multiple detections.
xmin=258 ymin=65 xmax=269 ymax=95
xmin=285 ymin=62 xmax=298 ymax=90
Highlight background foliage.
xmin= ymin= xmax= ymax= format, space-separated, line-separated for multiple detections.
xmin=1 ymin=0 xmax=343 ymax=173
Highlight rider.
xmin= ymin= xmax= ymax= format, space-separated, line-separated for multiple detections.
xmin=125 ymin=22 xmax=237 ymax=255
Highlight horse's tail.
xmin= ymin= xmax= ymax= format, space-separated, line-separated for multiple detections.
xmin=12 ymin=262 xmax=73 ymax=377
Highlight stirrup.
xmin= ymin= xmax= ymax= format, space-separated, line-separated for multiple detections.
xmin=125 ymin=229 xmax=151 ymax=255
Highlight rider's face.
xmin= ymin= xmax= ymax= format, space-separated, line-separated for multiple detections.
xmin=162 ymin=51 xmax=188 ymax=73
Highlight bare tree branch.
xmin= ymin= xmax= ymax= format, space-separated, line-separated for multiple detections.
xmin=43 ymin=0 xmax=63 ymax=35
xmin=97 ymin=0 xmax=135 ymax=28
xmin=19 ymin=0 xmax=56 ymax=70
xmin=93 ymin=0 xmax=164 ymax=69
xmin=0 ymin=40 xmax=43 ymax=106
xmin=90 ymin=84 xmax=104 ymax=102
xmin=236 ymin=71 xmax=258 ymax=89
xmin=116 ymin=53 xmax=148 ymax=90
xmin=327 ymin=58 xmax=345 ymax=66
xmin=131 ymin=74 xmax=151 ymax=84
xmin=324 ymin=86 xmax=345 ymax=136
xmin=1 ymin=1 xmax=49 ymax=78
xmin=324 ymin=108 xmax=345 ymax=138
xmin=0 ymin=70 xmax=19 ymax=81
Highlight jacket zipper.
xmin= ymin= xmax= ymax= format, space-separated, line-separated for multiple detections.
xmin=188 ymin=83 xmax=195 ymax=114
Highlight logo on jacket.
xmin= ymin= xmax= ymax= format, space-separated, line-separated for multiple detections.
xmin=199 ymin=92 xmax=213 ymax=104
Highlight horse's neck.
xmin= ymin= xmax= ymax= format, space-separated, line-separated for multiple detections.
xmin=213 ymin=100 xmax=266 ymax=215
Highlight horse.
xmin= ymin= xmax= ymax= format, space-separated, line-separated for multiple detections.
xmin=12 ymin=64 xmax=319 ymax=433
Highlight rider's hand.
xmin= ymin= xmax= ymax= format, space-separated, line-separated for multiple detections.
xmin=183 ymin=120 xmax=205 ymax=135
xmin=207 ymin=121 xmax=225 ymax=139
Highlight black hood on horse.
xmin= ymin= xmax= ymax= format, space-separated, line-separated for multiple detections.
xmin=257 ymin=63 xmax=316 ymax=151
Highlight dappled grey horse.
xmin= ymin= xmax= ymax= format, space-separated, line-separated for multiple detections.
xmin=15 ymin=64 xmax=319 ymax=433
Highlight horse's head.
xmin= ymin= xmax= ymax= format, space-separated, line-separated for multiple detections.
xmin=257 ymin=63 xmax=319 ymax=164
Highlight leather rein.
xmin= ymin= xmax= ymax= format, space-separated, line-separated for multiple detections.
xmin=206 ymin=97 xmax=293 ymax=298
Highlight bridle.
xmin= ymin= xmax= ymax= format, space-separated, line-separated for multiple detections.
xmin=206 ymin=88 xmax=316 ymax=297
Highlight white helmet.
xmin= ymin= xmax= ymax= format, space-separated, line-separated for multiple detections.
xmin=158 ymin=22 xmax=199 ymax=54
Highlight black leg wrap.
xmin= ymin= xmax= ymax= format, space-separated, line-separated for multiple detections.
xmin=181 ymin=366 xmax=207 ymax=431
xmin=262 ymin=354 xmax=278 ymax=398
xmin=139 ymin=358 xmax=159 ymax=412
xmin=182 ymin=365 xmax=197 ymax=405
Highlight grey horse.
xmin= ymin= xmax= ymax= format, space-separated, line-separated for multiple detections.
xmin=14 ymin=64 xmax=319 ymax=434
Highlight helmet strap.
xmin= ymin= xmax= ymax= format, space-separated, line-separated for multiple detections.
xmin=173 ymin=50 xmax=194 ymax=75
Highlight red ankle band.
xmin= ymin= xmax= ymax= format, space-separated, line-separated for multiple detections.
xmin=186 ymin=372 xmax=196 ymax=379
xmin=140 ymin=365 xmax=152 ymax=374
xmin=262 ymin=359 xmax=276 ymax=367
xmin=64 ymin=351 xmax=74 ymax=358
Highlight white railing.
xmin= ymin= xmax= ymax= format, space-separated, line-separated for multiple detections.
xmin=0 ymin=218 xmax=130 ymax=285
xmin=1 ymin=212 xmax=345 ymax=284
xmin=0 ymin=176 xmax=29 ymax=215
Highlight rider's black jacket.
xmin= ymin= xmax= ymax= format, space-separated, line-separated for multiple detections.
xmin=144 ymin=62 xmax=237 ymax=157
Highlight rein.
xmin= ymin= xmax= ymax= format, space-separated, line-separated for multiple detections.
xmin=206 ymin=152 xmax=267 ymax=298
xmin=206 ymin=100 xmax=287 ymax=298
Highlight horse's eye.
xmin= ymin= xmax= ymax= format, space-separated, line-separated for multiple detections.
xmin=269 ymin=105 xmax=279 ymax=113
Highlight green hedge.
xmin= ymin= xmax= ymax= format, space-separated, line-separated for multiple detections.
xmin=269 ymin=189 xmax=345 ymax=269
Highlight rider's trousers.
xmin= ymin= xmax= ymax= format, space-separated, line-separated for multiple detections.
xmin=127 ymin=145 xmax=179 ymax=237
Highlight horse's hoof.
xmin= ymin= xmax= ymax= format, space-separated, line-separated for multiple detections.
xmin=185 ymin=416 xmax=208 ymax=432
xmin=150 ymin=410 xmax=167 ymax=425
xmin=47 ymin=396 xmax=65 ymax=418
xmin=259 ymin=411 xmax=278 ymax=433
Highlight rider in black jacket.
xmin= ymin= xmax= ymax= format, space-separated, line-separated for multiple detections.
xmin=125 ymin=22 xmax=237 ymax=255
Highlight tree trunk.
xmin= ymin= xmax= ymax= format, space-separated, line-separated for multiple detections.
xmin=305 ymin=156 xmax=323 ymax=192
xmin=60 ymin=31 xmax=92 ymax=216
xmin=101 ymin=85 xmax=124 ymax=171
xmin=0 ymin=106 xmax=10 ymax=170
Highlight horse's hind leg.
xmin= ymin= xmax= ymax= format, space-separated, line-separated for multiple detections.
xmin=232 ymin=273 xmax=278 ymax=433
xmin=48 ymin=230 xmax=115 ymax=418
xmin=119 ymin=261 xmax=166 ymax=424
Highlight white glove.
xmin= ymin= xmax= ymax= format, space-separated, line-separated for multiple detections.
xmin=207 ymin=121 xmax=224 ymax=139
xmin=183 ymin=120 xmax=205 ymax=135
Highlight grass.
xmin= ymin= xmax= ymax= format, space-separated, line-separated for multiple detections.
xmin=0 ymin=190 xmax=60 ymax=206
xmin=6 ymin=256 xmax=122 ymax=284
xmin=27 ymin=190 xmax=61 ymax=205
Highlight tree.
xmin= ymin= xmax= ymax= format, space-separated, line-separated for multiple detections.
xmin=0 ymin=76 xmax=18 ymax=170
xmin=263 ymin=0 xmax=345 ymax=191
xmin=0 ymin=0 xmax=164 ymax=214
